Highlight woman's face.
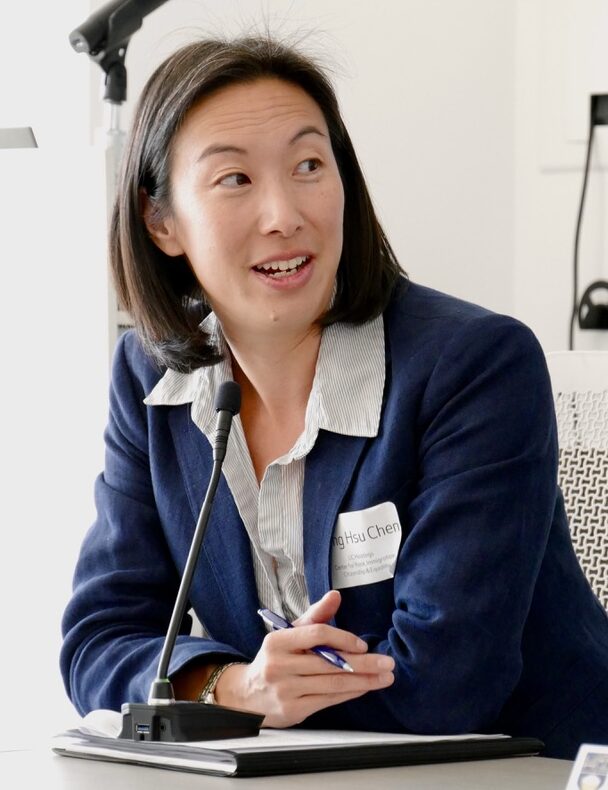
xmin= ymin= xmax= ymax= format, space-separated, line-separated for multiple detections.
xmin=147 ymin=77 xmax=345 ymax=344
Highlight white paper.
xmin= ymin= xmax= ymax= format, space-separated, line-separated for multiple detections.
xmin=79 ymin=709 xmax=123 ymax=738
xmin=331 ymin=502 xmax=402 ymax=589
xmin=77 ymin=709 xmax=506 ymax=750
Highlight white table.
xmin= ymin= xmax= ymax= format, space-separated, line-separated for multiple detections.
xmin=0 ymin=748 xmax=572 ymax=789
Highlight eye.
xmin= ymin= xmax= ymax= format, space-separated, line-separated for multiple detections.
xmin=218 ymin=172 xmax=251 ymax=187
xmin=295 ymin=158 xmax=322 ymax=174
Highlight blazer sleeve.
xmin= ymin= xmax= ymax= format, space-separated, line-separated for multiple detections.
xmin=321 ymin=313 xmax=560 ymax=733
xmin=60 ymin=333 xmax=246 ymax=716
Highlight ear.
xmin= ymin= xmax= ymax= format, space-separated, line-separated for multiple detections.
xmin=140 ymin=189 xmax=185 ymax=257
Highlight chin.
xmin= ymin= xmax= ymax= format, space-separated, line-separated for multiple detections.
xmin=261 ymin=309 xmax=319 ymax=335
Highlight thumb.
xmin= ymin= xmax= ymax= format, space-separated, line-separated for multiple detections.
xmin=293 ymin=590 xmax=342 ymax=627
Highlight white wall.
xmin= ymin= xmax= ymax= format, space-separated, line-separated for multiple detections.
xmin=0 ymin=1 xmax=109 ymax=748
xmin=514 ymin=0 xmax=608 ymax=351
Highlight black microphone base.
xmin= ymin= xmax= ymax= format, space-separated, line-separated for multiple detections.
xmin=119 ymin=701 xmax=263 ymax=742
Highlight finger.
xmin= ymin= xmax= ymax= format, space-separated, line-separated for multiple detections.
xmin=339 ymin=652 xmax=395 ymax=675
xmin=295 ymin=668 xmax=395 ymax=698
xmin=274 ymin=650 xmax=395 ymax=677
xmin=266 ymin=622 xmax=368 ymax=655
xmin=293 ymin=590 xmax=341 ymax=627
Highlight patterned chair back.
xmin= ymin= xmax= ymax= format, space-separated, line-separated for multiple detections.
xmin=546 ymin=351 xmax=608 ymax=609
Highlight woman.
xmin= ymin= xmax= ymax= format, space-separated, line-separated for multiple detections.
xmin=61 ymin=36 xmax=608 ymax=759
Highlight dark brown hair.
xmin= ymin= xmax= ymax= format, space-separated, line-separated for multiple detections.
xmin=111 ymin=35 xmax=404 ymax=372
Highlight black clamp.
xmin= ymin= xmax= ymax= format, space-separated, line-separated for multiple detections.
xmin=578 ymin=280 xmax=608 ymax=330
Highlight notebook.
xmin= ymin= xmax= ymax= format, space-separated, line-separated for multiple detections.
xmin=52 ymin=709 xmax=544 ymax=777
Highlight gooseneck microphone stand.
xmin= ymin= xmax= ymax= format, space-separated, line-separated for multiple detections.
xmin=119 ymin=381 xmax=263 ymax=741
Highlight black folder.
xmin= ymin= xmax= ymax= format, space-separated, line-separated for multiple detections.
xmin=53 ymin=729 xmax=544 ymax=777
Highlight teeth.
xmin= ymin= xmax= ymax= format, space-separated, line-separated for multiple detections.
xmin=256 ymin=255 xmax=308 ymax=273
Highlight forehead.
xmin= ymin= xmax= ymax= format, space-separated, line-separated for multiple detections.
xmin=175 ymin=78 xmax=329 ymax=149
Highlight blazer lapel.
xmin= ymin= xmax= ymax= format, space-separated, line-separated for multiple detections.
xmin=169 ymin=407 xmax=265 ymax=656
xmin=303 ymin=431 xmax=368 ymax=607
xmin=170 ymin=409 xmax=369 ymax=643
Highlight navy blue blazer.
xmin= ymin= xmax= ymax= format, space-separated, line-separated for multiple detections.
xmin=61 ymin=280 xmax=608 ymax=759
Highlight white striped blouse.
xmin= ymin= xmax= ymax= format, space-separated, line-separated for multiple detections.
xmin=144 ymin=312 xmax=385 ymax=621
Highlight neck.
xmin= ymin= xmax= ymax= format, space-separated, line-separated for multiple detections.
xmin=224 ymin=326 xmax=321 ymax=417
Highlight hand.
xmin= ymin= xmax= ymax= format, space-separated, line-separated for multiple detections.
xmin=215 ymin=590 xmax=395 ymax=728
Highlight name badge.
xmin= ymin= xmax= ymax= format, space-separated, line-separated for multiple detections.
xmin=331 ymin=502 xmax=402 ymax=589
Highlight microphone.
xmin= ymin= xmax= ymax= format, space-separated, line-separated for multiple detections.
xmin=68 ymin=1 xmax=170 ymax=104
xmin=69 ymin=1 xmax=168 ymax=56
xmin=119 ymin=381 xmax=263 ymax=741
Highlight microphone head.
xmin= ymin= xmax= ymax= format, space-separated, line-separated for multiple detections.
xmin=215 ymin=381 xmax=241 ymax=416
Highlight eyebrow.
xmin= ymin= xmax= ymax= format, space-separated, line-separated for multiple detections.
xmin=196 ymin=125 xmax=327 ymax=162
xmin=197 ymin=143 xmax=246 ymax=162
xmin=289 ymin=125 xmax=326 ymax=145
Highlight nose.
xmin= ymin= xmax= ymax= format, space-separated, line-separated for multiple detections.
xmin=257 ymin=179 xmax=304 ymax=237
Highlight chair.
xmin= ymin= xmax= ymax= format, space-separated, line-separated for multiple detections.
xmin=545 ymin=351 xmax=608 ymax=609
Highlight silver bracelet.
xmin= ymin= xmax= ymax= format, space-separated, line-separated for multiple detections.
xmin=198 ymin=661 xmax=246 ymax=705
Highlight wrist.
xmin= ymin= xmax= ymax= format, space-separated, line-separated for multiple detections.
xmin=199 ymin=661 xmax=247 ymax=706
xmin=213 ymin=662 xmax=248 ymax=707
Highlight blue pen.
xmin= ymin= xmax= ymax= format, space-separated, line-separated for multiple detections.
xmin=257 ymin=608 xmax=354 ymax=673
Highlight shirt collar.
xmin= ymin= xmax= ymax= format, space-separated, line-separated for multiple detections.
xmin=144 ymin=311 xmax=385 ymax=440
xmin=313 ymin=316 xmax=385 ymax=438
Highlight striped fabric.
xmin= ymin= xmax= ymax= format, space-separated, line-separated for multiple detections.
xmin=145 ymin=312 xmax=385 ymax=620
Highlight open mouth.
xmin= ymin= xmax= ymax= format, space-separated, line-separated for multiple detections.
xmin=252 ymin=255 xmax=311 ymax=279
